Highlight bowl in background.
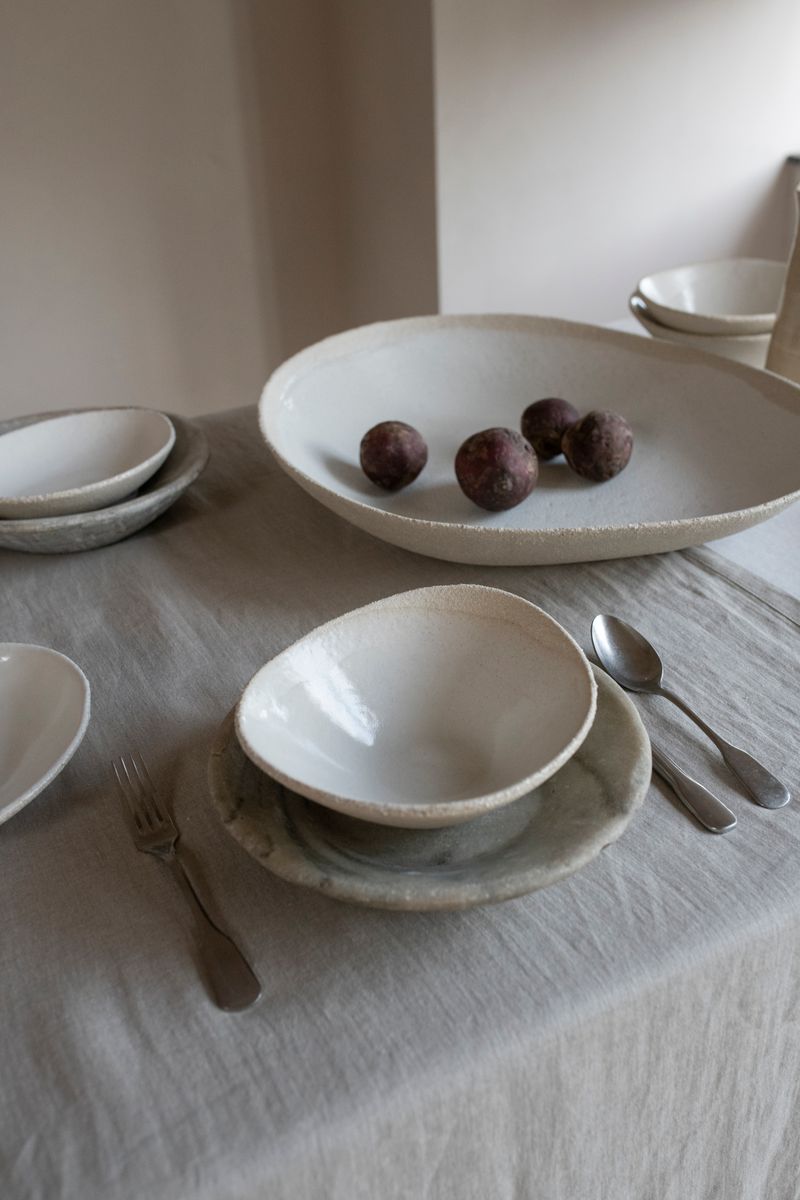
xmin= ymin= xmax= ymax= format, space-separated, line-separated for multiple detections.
xmin=235 ymin=584 xmax=597 ymax=828
xmin=636 ymin=257 xmax=784 ymax=336
xmin=0 ymin=408 xmax=176 ymax=519
xmin=628 ymin=293 xmax=770 ymax=368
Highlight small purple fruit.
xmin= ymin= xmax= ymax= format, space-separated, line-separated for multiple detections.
xmin=561 ymin=410 xmax=633 ymax=482
xmin=521 ymin=397 xmax=580 ymax=460
xmin=455 ymin=427 xmax=538 ymax=511
xmin=359 ymin=421 xmax=428 ymax=490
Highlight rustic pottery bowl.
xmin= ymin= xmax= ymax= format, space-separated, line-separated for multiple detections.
xmin=636 ymin=258 xmax=784 ymax=336
xmin=628 ymin=294 xmax=770 ymax=368
xmin=0 ymin=643 xmax=91 ymax=824
xmin=235 ymin=584 xmax=597 ymax=828
xmin=0 ymin=408 xmax=175 ymax=519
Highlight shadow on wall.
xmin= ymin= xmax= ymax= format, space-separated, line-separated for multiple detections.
xmin=229 ymin=0 xmax=438 ymax=369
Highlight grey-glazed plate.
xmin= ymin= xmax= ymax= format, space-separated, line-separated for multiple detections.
xmin=0 ymin=410 xmax=209 ymax=554
xmin=259 ymin=314 xmax=800 ymax=565
xmin=208 ymin=667 xmax=651 ymax=911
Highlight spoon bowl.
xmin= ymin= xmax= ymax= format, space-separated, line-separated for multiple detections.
xmin=590 ymin=614 xmax=665 ymax=692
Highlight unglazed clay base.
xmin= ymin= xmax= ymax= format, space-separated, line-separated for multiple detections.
xmin=209 ymin=667 xmax=651 ymax=911
xmin=259 ymin=314 xmax=800 ymax=565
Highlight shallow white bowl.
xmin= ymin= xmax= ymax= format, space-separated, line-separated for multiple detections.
xmin=629 ymin=293 xmax=770 ymax=367
xmin=0 ymin=643 xmax=91 ymax=825
xmin=235 ymin=585 xmax=597 ymax=828
xmin=636 ymin=258 xmax=784 ymax=336
xmin=0 ymin=408 xmax=176 ymax=518
xmin=259 ymin=313 xmax=800 ymax=565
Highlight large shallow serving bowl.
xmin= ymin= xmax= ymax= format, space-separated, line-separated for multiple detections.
xmin=636 ymin=258 xmax=785 ymax=336
xmin=0 ymin=408 xmax=175 ymax=518
xmin=628 ymin=294 xmax=770 ymax=368
xmin=0 ymin=412 xmax=209 ymax=554
xmin=0 ymin=643 xmax=91 ymax=825
xmin=213 ymin=667 xmax=649 ymax=910
xmin=235 ymin=585 xmax=597 ymax=829
xmin=259 ymin=314 xmax=800 ymax=566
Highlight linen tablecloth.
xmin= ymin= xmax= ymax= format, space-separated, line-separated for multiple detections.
xmin=2 ymin=406 xmax=799 ymax=1200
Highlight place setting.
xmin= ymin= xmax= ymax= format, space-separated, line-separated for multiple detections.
xmin=0 ymin=405 xmax=209 ymax=553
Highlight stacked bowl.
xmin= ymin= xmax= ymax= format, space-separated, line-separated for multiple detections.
xmin=0 ymin=407 xmax=209 ymax=553
xmin=629 ymin=257 xmax=786 ymax=367
xmin=209 ymin=584 xmax=652 ymax=910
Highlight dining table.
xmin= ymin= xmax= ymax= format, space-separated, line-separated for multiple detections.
xmin=2 ymin=337 xmax=800 ymax=1199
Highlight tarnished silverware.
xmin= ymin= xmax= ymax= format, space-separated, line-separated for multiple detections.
xmin=651 ymin=742 xmax=737 ymax=833
xmin=591 ymin=614 xmax=791 ymax=810
xmin=112 ymin=752 xmax=262 ymax=1012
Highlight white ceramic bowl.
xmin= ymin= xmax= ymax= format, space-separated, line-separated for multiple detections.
xmin=0 ymin=408 xmax=176 ymax=518
xmin=0 ymin=643 xmax=91 ymax=824
xmin=235 ymin=585 xmax=597 ymax=828
xmin=628 ymin=293 xmax=770 ymax=367
xmin=259 ymin=313 xmax=800 ymax=565
xmin=636 ymin=258 xmax=785 ymax=336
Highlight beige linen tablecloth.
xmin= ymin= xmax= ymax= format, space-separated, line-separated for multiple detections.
xmin=2 ymin=406 xmax=799 ymax=1200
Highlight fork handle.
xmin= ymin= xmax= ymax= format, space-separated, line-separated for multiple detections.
xmin=167 ymin=853 xmax=262 ymax=1012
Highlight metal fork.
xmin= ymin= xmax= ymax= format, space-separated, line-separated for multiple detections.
xmin=112 ymin=753 xmax=262 ymax=1012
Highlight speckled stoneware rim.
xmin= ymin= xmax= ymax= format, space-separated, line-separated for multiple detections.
xmin=0 ymin=409 xmax=209 ymax=553
xmin=210 ymin=667 xmax=651 ymax=911
xmin=0 ymin=409 xmax=176 ymax=516
xmin=234 ymin=584 xmax=597 ymax=827
xmin=0 ymin=643 xmax=91 ymax=825
xmin=257 ymin=313 xmax=800 ymax=565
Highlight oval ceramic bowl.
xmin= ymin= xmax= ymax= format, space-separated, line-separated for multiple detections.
xmin=235 ymin=585 xmax=597 ymax=828
xmin=636 ymin=258 xmax=785 ymax=336
xmin=258 ymin=313 xmax=800 ymax=565
xmin=0 ymin=643 xmax=91 ymax=825
xmin=628 ymin=294 xmax=769 ymax=368
xmin=212 ymin=667 xmax=650 ymax=910
xmin=0 ymin=412 xmax=209 ymax=554
xmin=0 ymin=408 xmax=175 ymax=518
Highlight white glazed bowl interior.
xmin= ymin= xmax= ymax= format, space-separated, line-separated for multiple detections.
xmin=628 ymin=294 xmax=769 ymax=368
xmin=0 ymin=643 xmax=91 ymax=824
xmin=636 ymin=258 xmax=784 ymax=336
xmin=0 ymin=408 xmax=176 ymax=518
xmin=235 ymin=585 xmax=597 ymax=828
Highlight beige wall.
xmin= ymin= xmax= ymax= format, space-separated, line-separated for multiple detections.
xmin=433 ymin=0 xmax=800 ymax=323
xmin=1 ymin=0 xmax=437 ymax=419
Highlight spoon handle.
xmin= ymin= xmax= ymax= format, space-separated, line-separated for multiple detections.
xmin=658 ymin=686 xmax=791 ymax=810
xmin=651 ymin=744 xmax=737 ymax=833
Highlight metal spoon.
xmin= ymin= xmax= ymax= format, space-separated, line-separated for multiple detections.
xmin=591 ymin=614 xmax=791 ymax=810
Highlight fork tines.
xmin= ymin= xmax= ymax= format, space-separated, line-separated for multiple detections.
xmin=112 ymin=752 xmax=167 ymax=833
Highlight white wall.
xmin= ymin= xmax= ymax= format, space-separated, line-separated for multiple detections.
xmin=0 ymin=0 xmax=436 ymax=419
xmin=433 ymin=0 xmax=800 ymax=323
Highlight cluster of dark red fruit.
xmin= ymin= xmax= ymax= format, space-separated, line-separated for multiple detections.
xmin=359 ymin=400 xmax=633 ymax=512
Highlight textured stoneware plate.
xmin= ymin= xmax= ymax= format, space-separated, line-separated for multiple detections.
xmin=0 ymin=410 xmax=209 ymax=554
xmin=0 ymin=643 xmax=91 ymax=825
xmin=210 ymin=667 xmax=650 ymax=911
xmin=235 ymin=585 xmax=597 ymax=828
xmin=0 ymin=408 xmax=175 ymax=518
xmin=259 ymin=314 xmax=800 ymax=565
